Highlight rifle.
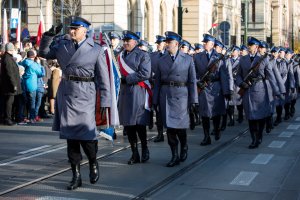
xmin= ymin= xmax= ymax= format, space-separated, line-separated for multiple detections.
xmin=238 ymin=52 xmax=269 ymax=97
xmin=197 ymin=46 xmax=234 ymax=93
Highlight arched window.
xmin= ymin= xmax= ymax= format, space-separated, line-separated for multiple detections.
xmin=52 ymin=0 xmax=81 ymax=33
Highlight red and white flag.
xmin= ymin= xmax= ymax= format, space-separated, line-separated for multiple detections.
xmin=118 ymin=52 xmax=152 ymax=111
xmin=2 ymin=9 xmax=8 ymax=44
xmin=36 ymin=9 xmax=45 ymax=46
xmin=16 ymin=10 xmax=22 ymax=51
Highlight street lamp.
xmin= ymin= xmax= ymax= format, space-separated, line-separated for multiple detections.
xmin=178 ymin=0 xmax=188 ymax=36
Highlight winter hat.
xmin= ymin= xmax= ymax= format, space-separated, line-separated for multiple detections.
xmin=5 ymin=43 xmax=15 ymax=51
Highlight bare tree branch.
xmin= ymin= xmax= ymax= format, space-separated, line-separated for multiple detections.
xmin=52 ymin=0 xmax=81 ymax=20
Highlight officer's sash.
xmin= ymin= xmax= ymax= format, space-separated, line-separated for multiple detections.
xmin=118 ymin=52 xmax=152 ymax=111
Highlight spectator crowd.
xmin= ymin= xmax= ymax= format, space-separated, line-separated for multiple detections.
xmin=0 ymin=40 xmax=62 ymax=126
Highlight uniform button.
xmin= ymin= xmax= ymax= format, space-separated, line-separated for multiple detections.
xmin=75 ymin=96 xmax=78 ymax=98
xmin=76 ymin=81 xmax=79 ymax=84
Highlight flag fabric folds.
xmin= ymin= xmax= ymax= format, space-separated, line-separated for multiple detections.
xmin=2 ymin=9 xmax=8 ymax=45
xmin=36 ymin=9 xmax=45 ymax=46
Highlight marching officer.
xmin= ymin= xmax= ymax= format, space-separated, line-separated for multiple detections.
xmin=108 ymin=31 xmax=123 ymax=57
xmin=236 ymin=37 xmax=279 ymax=149
xmin=194 ymin=34 xmax=233 ymax=146
xmin=194 ymin=43 xmax=204 ymax=54
xmin=39 ymin=17 xmax=111 ymax=190
xmin=274 ymin=48 xmax=289 ymax=126
xmin=138 ymin=40 xmax=150 ymax=52
xmin=180 ymin=40 xmax=191 ymax=54
xmin=284 ymin=48 xmax=296 ymax=120
xmin=118 ymin=31 xmax=151 ymax=165
xmin=153 ymin=31 xmax=198 ymax=167
xmin=228 ymin=46 xmax=242 ymax=127
xmin=240 ymin=44 xmax=248 ymax=56
xmin=265 ymin=46 xmax=286 ymax=133
xmin=150 ymin=35 xmax=166 ymax=142
xmin=290 ymin=54 xmax=300 ymax=117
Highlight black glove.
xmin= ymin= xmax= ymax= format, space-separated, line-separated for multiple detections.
xmin=100 ymin=107 xmax=107 ymax=119
xmin=197 ymin=81 xmax=206 ymax=89
xmin=291 ymin=88 xmax=295 ymax=93
xmin=190 ymin=103 xmax=198 ymax=113
xmin=153 ymin=104 xmax=159 ymax=113
xmin=240 ymin=82 xmax=249 ymax=89
xmin=121 ymin=76 xmax=127 ymax=84
xmin=55 ymin=23 xmax=63 ymax=35
xmin=224 ymin=94 xmax=232 ymax=101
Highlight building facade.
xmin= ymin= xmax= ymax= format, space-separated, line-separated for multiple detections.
xmin=0 ymin=0 xmax=299 ymax=49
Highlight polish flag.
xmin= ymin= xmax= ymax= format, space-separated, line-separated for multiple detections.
xmin=2 ymin=9 xmax=8 ymax=44
xmin=212 ymin=23 xmax=218 ymax=27
xmin=36 ymin=9 xmax=45 ymax=46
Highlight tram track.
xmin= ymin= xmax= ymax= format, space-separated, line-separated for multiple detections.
xmin=132 ymin=128 xmax=249 ymax=199
xmin=0 ymin=127 xmax=248 ymax=198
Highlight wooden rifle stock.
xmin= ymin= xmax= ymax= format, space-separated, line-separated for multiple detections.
xmin=237 ymin=53 xmax=269 ymax=97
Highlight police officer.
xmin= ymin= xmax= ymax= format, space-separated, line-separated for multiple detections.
xmin=240 ymin=44 xmax=248 ymax=56
xmin=290 ymin=54 xmax=300 ymax=117
xmin=39 ymin=17 xmax=111 ymax=190
xmin=194 ymin=43 xmax=204 ymax=54
xmin=236 ymin=37 xmax=279 ymax=149
xmin=274 ymin=47 xmax=289 ymax=126
xmin=118 ymin=31 xmax=151 ymax=165
xmin=108 ymin=31 xmax=123 ymax=57
xmin=150 ymin=35 xmax=166 ymax=142
xmin=153 ymin=31 xmax=198 ymax=167
xmin=194 ymin=34 xmax=233 ymax=146
xmin=284 ymin=48 xmax=296 ymax=120
xmin=180 ymin=40 xmax=191 ymax=54
xmin=228 ymin=46 xmax=242 ymax=126
xmin=138 ymin=40 xmax=150 ymax=52
xmin=265 ymin=46 xmax=286 ymax=133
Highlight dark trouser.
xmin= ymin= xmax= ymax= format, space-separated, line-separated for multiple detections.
xmin=248 ymin=119 xmax=265 ymax=144
xmin=156 ymin=110 xmax=164 ymax=133
xmin=126 ymin=125 xmax=148 ymax=148
xmin=4 ymin=95 xmax=15 ymax=121
xmin=290 ymin=99 xmax=296 ymax=116
xmin=26 ymin=91 xmax=37 ymax=120
xmin=166 ymin=128 xmax=187 ymax=148
xmin=67 ymin=140 xmax=98 ymax=165
xmin=236 ymin=104 xmax=243 ymax=122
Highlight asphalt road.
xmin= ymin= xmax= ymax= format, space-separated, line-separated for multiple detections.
xmin=0 ymin=102 xmax=300 ymax=200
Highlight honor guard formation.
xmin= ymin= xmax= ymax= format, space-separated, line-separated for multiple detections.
xmin=1 ymin=16 xmax=299 ymax=191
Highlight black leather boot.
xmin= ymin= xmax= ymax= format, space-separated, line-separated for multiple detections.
xmin=284 ymin=103 xmax=291 ymax=120
xmin=128 ymin=143 xmax=140 ymax=165
xmin=180 ymin=144 xmax=188 ymax=162
xmin=237 ymin=105 xmax=243 ymax=123
xmin=200 ymin=129 xmax=211 ymax=146
xmin=265 ymin=116 xmax=272 ymax=134
xmin=166 ymin=146 xmax=180 ymax=167
xmin=141 ymin=146 xmax=150 ymax=163
xmin=67 ymin=164 xmax=82 ymax=190
xmin=220 ymin=114 xmax=227 ymax=131
xmin=89 ymin=161 xmax=99 ymax=184
xmin=290 ymin=99 xmax=296 ymax=117
xmin=153 ymin=130 xmax=164 ymax=142
xmin=274 ymin=106 xmax=282 ymax=126
xmin=227 ymin=106 xmax=235 ymax=126
xmin=248 ymin=132 xmax=260 ymax=149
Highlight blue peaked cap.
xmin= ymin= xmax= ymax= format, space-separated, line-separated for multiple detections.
xmin=181 ymin=40 xmax=191 ymax=48
xmin=214 ymin=40 xmax=224 ymax=48
xmin=108 ymin=31 xmax=121 ymax=39
xmin=122 ymin=30 xmax=140 ymax=41
xmin=69 ymin=16 xmax=91 ymax=28
xmin=165 ymin=31 xmax=182 ymax=42
xmin=278 ymin=46 xmax=286 ymax=52
xmin=202 ymin=34 xmax=216 ymax=43
xmin=232 ymin=45 xmax=240 ymax=51
xmin=240 ymin=44 xmax=248 ymax=51
xmin=259 ymin=41 xmax=268 ymax=48
xmin=194 ymin=43 xmax=204 ymax=50
xmin=285 ymin=48 xmax=294 ymax=54
xmin=155 ymin=35 xmax=166 ymax=43
xmin=138 ymin=40 xmax=149 ymax=47
xmin=247 ymin=36 xmax=260 ymax=46
xmin=271 ymin=46 xmax=280 ymax=53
